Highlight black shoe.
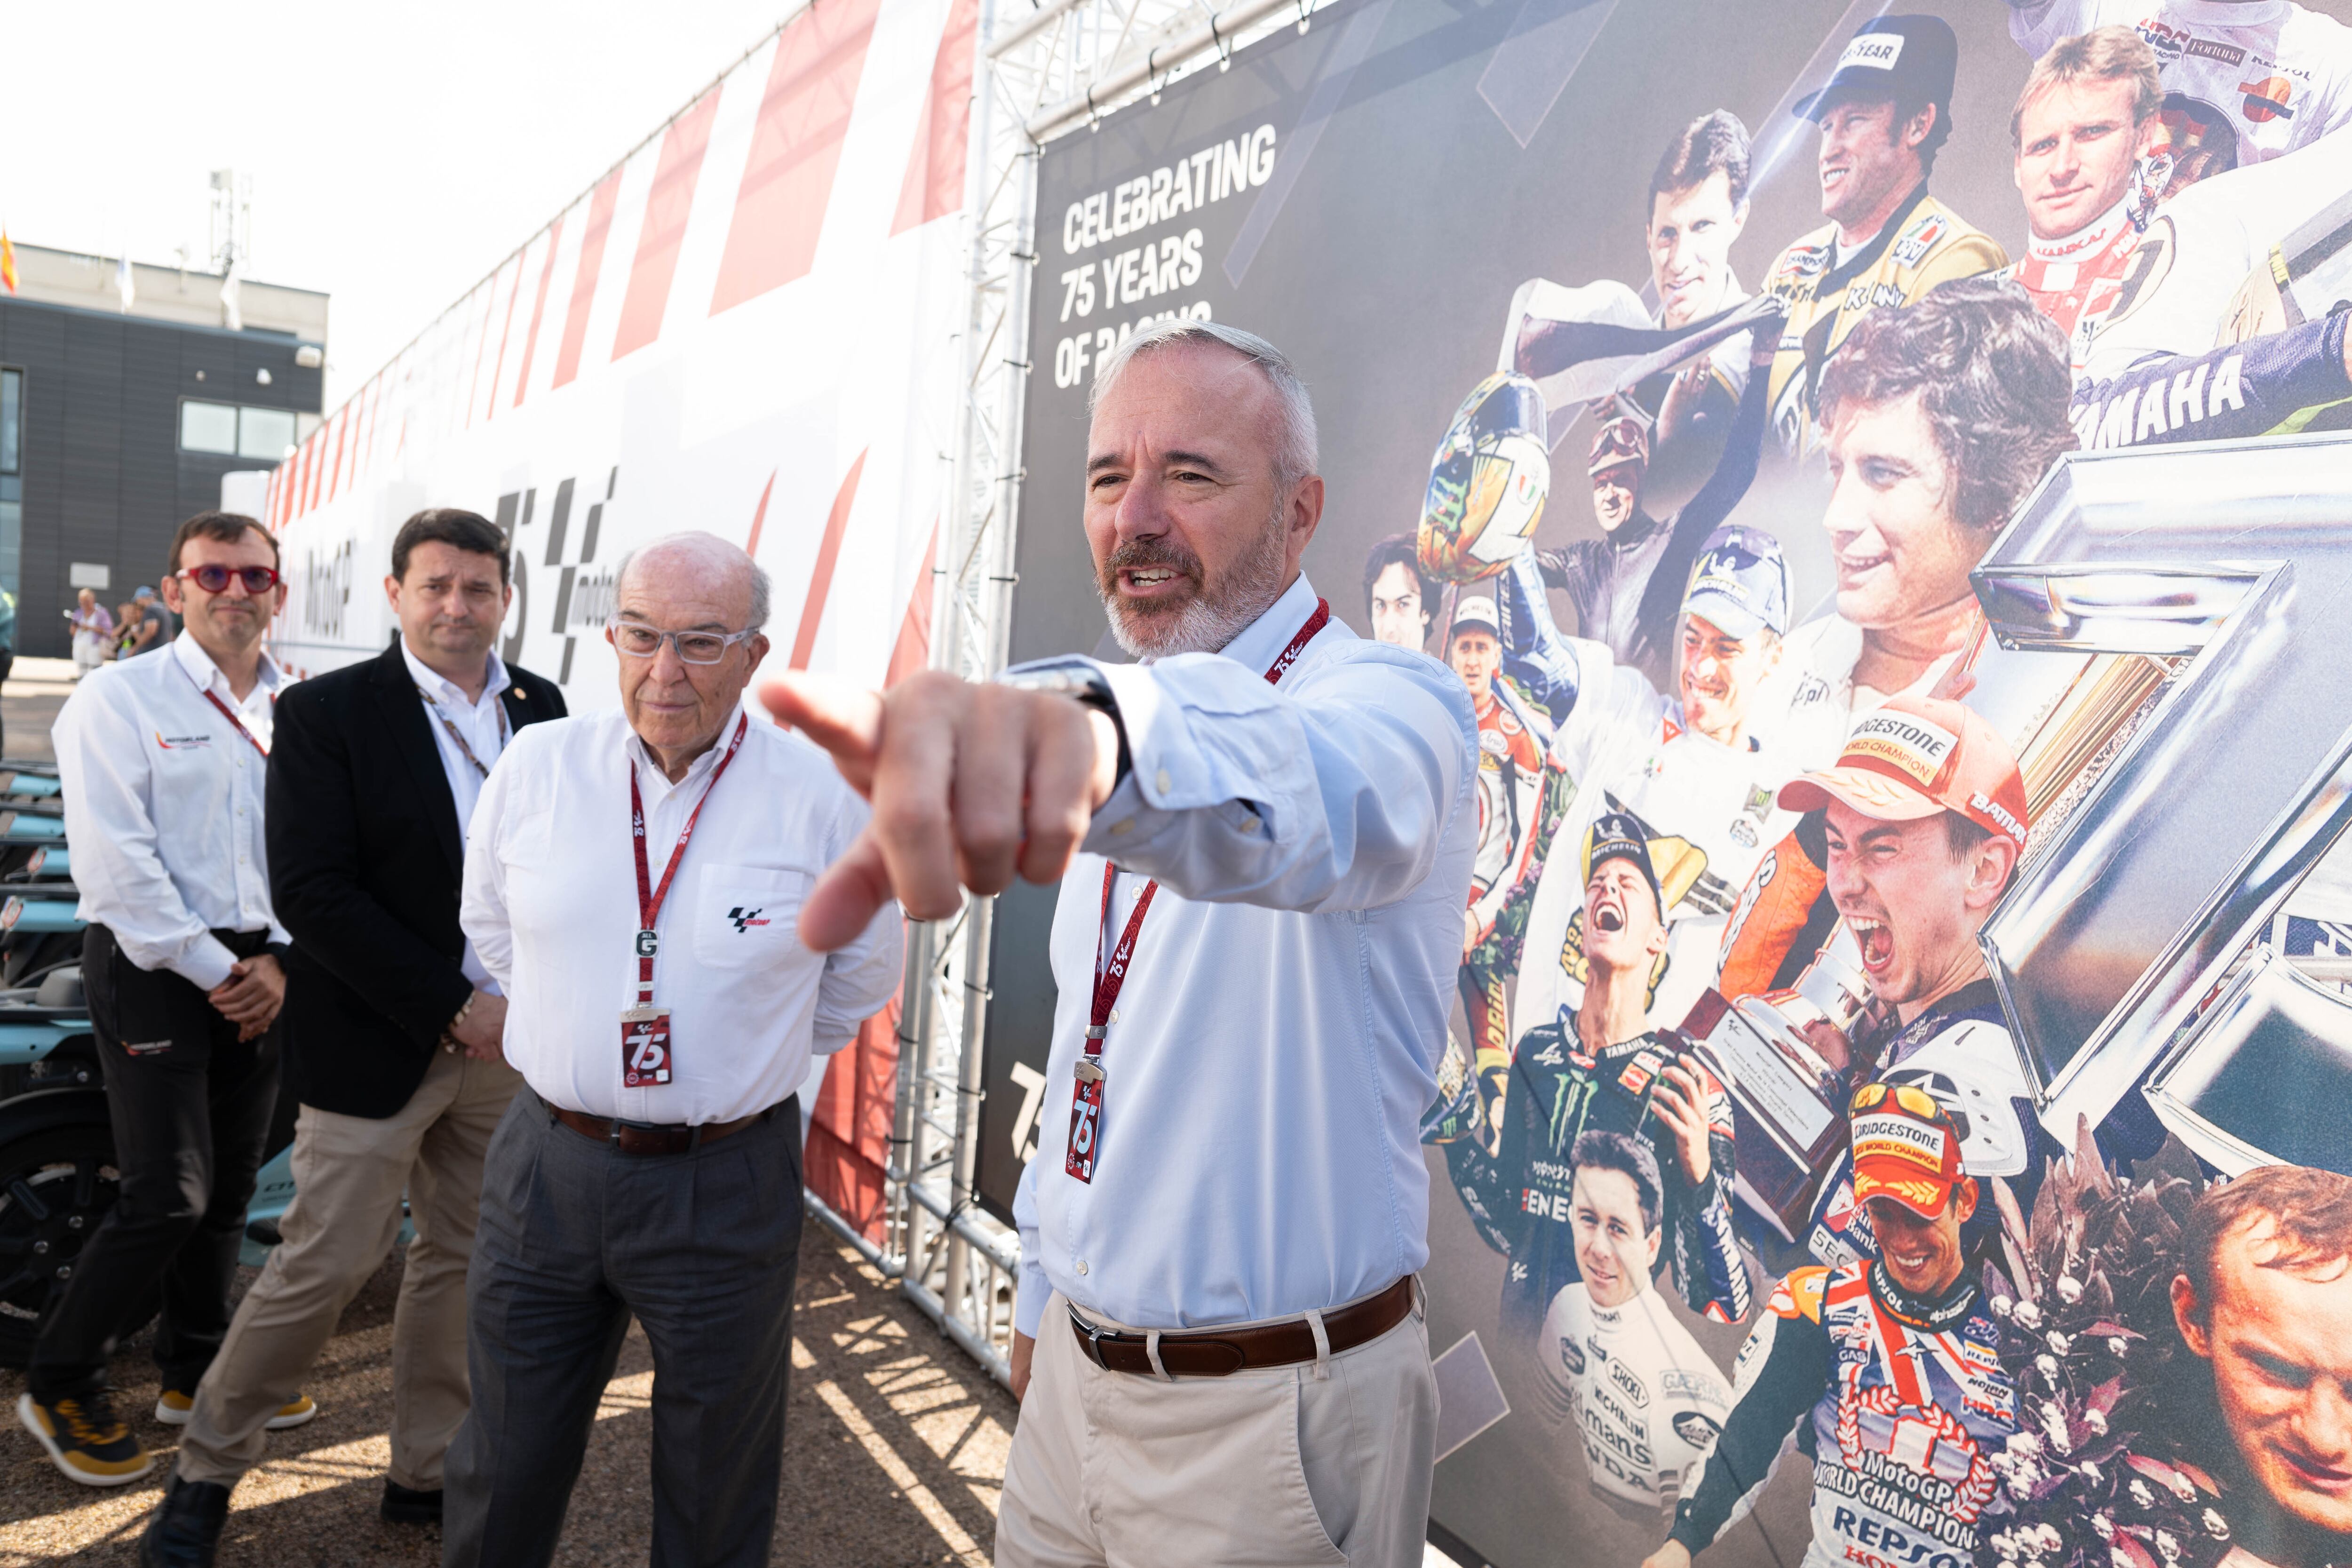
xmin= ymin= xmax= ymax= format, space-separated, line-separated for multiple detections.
xmin=381 ymin=1479 xmax=444 ymax=1526
xmin=139 ymin=1475 xmax=230 ymax=1568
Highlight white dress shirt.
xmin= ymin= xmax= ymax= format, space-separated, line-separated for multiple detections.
xmin=400 ymin=638 xmax=510 ymax=991
xmin=461 ymin=703 xmax=904 ymax=1124
xmin=1011 ymin=573 xmax=1479 ymax=1335
xmin=55 ymin=634 xmax=287 ymax=990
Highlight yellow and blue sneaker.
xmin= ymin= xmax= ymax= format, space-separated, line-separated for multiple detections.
xmin=18 ymin=1388 xmax=153 ymax=1487
xmin=154 ymin=1388 xmax=317 ymax=1431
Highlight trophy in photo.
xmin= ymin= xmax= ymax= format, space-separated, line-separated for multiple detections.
xmin=1971 ymin=433 xmax=2352 ymax=1153
xmin=1682 ymin=920 xmax=1872 ymax=1241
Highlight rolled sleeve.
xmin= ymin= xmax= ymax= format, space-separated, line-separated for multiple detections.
xmin=1081 ymin=643 xmax=1476 ymax=913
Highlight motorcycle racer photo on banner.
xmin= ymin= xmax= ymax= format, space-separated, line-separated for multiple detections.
xmin=1534 ymin=1130 xmax=1733 ymax=1524
xmin=1758 ymin=16 xmax=2009 ymax=453
xmin=2005 ymin=0 xmax=2352 ymax=179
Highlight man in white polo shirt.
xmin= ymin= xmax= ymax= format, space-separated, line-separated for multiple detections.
xmin=443 ymin=531 xmax=901 ymax=1568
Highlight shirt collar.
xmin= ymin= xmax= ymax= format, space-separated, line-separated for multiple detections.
xmin=171 ymin=631 xmax=281 ymax=705
xmin=1213 ymin=573 xmax=1325 ymax=677
xmin=627 ymin=704 xmax=749 ymax=794
xmin=400 ymin=637 xmax=510 ymax=709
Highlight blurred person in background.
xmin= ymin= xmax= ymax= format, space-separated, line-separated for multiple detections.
xmin=111 ymin=601 xmax=139 ymax=661
xmin=123 ymin=585 xmax=170 ymax=659
xmin=67 ymin=588 xmax=112 ymax=677
xmin=137 ymin=509 xmax=566 ymax=1566
xmin=19 ymin=514 xmax=294 ymax=1492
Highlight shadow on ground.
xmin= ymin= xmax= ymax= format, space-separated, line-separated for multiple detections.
xmin=0 ymin=1220 xmax=1014 ymax=1566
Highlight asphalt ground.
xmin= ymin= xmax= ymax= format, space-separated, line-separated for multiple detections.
xmin=0 ymin=1222 xmax=1015 ymax=1567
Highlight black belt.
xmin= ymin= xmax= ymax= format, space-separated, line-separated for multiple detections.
xmin=1068 ymin=1276 xmax=1416 ymax=1377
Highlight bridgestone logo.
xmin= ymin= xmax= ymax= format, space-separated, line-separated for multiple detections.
xmin=1844 ymin=715 xmax=1956 ymax=787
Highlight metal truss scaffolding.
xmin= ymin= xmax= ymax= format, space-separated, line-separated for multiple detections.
xmin=802 ymin=0 xmax=1322 ymax=1388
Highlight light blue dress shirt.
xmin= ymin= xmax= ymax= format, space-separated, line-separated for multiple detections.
xmin=1011 ymin=573 xmax=1479 ymax=1336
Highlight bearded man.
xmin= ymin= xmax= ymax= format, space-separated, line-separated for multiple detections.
xmin=768 ymin=317 xmax=1478 ymax=1568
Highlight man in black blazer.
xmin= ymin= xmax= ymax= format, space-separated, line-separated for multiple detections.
xmin=141 ymin=509 xmax=564 ymax=1567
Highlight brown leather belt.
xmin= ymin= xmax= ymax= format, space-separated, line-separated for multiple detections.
xmin=550 ymin=1103 xmax=777 ymax=1157
xmin=1067 ymin=1275 xmax=1416 ymax=1378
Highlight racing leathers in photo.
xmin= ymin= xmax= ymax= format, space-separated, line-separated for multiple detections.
xmin=1490 ymin=548 xmax=1811 ymax=1043
xmin=1798 ymin=979 xmax=2046 ymax=1272
xmin=2007 ymin=0 xmax=2352 ymax=177
xmin=2070 ymin=306 xmax=2352 ymax=447
xmin=1761 ymin=185 xmax=2007 ymax=452
xmin=1525 ymin=305 xmax=1772 ymax=692
xmin=1537 ymin=1279 xmax=1733 ymax=1520
xmin=1448 ymin=1027 xmax=1748 ymax=1339
xmin=1668 ymin=1261 xmax=2018 ymax=1568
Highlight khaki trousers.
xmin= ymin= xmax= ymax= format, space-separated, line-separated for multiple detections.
xmin=995 ymin=1288 xmax=1437 ymax=1568
xmin=176 ymin=1046 xmax=522 ymax=1490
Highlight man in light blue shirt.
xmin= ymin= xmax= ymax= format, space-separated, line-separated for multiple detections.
xmin=771 ymin=319 xmax=1477 ymax=1567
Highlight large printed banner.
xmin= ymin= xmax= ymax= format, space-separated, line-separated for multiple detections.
xmin=261 ymin=0 xmax=983 ymax=1236
xmin=992 ymin=2 xmax=2352 ymax=1565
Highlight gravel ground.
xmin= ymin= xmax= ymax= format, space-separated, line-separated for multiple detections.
xmin=0 ymin=1221 xmax=1015 ymax=1567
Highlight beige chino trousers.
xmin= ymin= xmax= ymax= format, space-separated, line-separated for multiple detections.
xmin=176 ymin=1046 xmax=521 ymax=1491
xmin=995 ymin=1287 xmax=1437 ymax=1568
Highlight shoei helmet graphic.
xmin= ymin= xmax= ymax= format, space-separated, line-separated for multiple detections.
xmin=1419 ymin=373 xmax=1550 ymax=582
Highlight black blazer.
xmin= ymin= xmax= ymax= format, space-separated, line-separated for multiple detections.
xmin=266 ymin=639 xmax=566 ymax=1118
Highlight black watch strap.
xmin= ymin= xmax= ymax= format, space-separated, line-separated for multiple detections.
xmin=995 ymin=660 xmax=1132 ymax=786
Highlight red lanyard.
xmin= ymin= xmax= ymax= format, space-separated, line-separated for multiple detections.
xmin=628 ymin=712 xmax=749 ymax=1007
xmin=1066 ymin=597 xmax=1328 ymax=1180
xmin=199 ymin=690 xmax=270 ymax=759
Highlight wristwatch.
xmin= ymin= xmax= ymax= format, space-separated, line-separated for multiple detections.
xmin=994 ymin=659 xmax=1131 ymax=786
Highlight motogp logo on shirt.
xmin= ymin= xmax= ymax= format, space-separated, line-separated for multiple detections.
xmin=726 ymin=906 xmax=771 ymax=933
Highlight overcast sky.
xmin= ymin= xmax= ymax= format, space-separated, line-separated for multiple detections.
xmin=4 ymin=1 xmax=805 ymax=410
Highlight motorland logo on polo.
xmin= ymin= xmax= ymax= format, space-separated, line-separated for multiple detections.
xmin=1836 ymin=33 xmax=1903 ymax=73
xmin=1843 ymin=713 xmax=1957 ymax=790
xmin=1850 ymin=1111 xmax=1952 ymax=1173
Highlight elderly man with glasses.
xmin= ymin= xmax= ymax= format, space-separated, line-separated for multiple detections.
xmin=439 ymin=530 xmax=903 ymax=1568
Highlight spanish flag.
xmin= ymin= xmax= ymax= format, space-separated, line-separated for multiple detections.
xmin=0 ymin=231 xmax=16 ymax=296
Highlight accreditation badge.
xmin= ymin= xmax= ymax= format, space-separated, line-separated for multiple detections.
xmin=622 ymin=1006 xmax=674 ymax=1087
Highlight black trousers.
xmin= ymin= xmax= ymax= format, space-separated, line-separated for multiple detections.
xmin=27 ymin=924 xmax=281 ymax=1399
xmin=443 ymin=1089 xmax=803 ymax=1568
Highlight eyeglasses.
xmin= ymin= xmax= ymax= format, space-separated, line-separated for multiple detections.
xmin=1849 ymin=1082 xmax=1945 ymax=1122
xmin=608 ymin=618 xmax=759 ymax=664
xmin=177 ymin=564 xmax=281 ymax=595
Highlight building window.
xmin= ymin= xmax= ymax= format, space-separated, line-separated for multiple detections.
xmin=181 ymin=398 xmax=239 ymax=454
xmin=239 ymin=406 xmax=295 ymax=459
xmin=179 ymin=399 xmax=294 ymax=461
xmin=0 ymin=369 xmax=18 ymax=476
xmin=0 ymin=368 xmax=21 ymax=624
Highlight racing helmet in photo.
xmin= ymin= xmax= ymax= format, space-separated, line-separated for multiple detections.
xmin=1419 ymin=373 xmax=1550 ymax=582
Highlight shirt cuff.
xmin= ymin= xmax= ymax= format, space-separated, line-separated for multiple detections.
xmin=1014 ymin=1257 xmax=1053 ymax=1339
xmin=168 ymin=934 xmax=241 ymax=993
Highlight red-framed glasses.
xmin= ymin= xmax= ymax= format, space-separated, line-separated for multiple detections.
xmin=176 ymin=564 xmax=281 ymax=595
